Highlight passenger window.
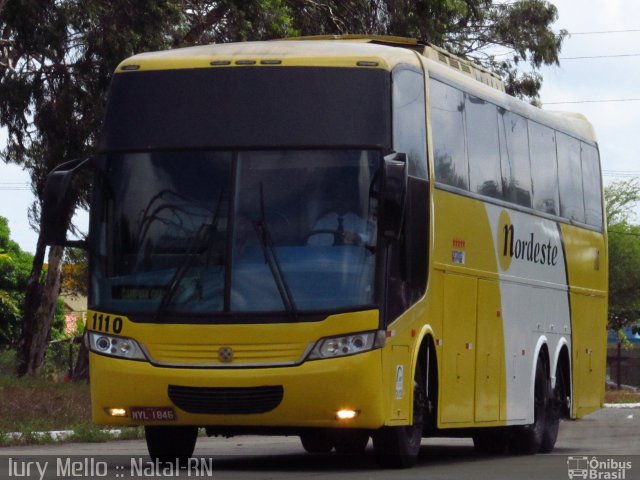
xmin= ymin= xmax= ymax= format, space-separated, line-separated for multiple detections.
xmin=501 ymin=112 xmax=532 ymax=207
xmin=529 ymin=122 xmax=559 ymax=215
xmin=393 ymin=68 xmax=427 ymax=179
xmin=430 ymin=80 xmax=468 ymax=190
xmin=466 ymin=95 xmax=501 ymax=199
xmin=557 ymin=133 xmax=585 ymax=223
xmin=581 ymin=143 xmax=603 ymax=228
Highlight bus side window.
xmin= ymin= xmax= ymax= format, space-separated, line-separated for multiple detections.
xmin=466 ymin=95 xmax=501 ymax=199
xmin=501 ymin=111 xmax=532 ymax=208
xmin=393 ymin=68 xmax=427 ymax=179
xmin=581 ymin=143 xmax=603 ymax=228
xmin=557 ymin=133 xmax=585 ymax=223
xmin=528 ymin=122 xmax=559 ymax=216
xmin=430 ymin=79 xmax=468 ymax=190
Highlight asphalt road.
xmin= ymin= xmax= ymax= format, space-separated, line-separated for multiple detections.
xmin=1 ymin=408 xmax=638 ymax=480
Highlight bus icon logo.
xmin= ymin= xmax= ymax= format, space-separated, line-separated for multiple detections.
xmin=567 ymin=456 xmax=589 ymax=479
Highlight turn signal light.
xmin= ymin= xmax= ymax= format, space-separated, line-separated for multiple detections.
xmin=336 ymin=409 xmax=359 ymax=420
xmin=106 ymin=408 xmax=128 ymax=417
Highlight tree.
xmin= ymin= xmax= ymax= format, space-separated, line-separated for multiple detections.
xmin=0 ymin=0 xmax=184 ymax=375
xmin=605 ymin=178 xmax=640 ymax=329
xmin=1 ymin=0 xmax=565 ymax=376
xmin=0 ymin=216 xmax=33 ymax=349
xmin=604 ymin=179 xmax=640 ymax=388
xmin=0 ymin=0 xmax=294 ymax=376
xmin=284 ymin=0 xmax=566 ymax=99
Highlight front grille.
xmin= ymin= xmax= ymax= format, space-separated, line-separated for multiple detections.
xmin=146 ymin=341 xmax=308 ymax=367
xmin=168 ymin=385 xmax=284 ymax=414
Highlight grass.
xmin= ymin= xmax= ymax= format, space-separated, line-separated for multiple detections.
xmin=0 ymin=350 xmax=144 ymax=446
xmin=604 ymin=384 xmax=640 ymax=404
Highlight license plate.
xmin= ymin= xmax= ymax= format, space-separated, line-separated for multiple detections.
xmin=130 ymin=406 xmax=176 ymax=422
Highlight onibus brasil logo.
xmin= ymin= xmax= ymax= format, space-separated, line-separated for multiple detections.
xmin=567 ymin=456 xmax=633 ymax=480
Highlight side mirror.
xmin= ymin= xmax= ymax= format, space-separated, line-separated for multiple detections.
xmin=380 ymin=152 xmax=408 ymax=241
xmin=41 ymin=157 xmax=92 ymax=247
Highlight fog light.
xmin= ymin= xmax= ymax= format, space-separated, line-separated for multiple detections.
xmin=336 ymin=409 xmax=359 ymax=420
xmin=106 ymin=408 xmax=128 ymax=417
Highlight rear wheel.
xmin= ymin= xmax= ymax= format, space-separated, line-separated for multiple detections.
xmin=373 ymin=365 xmax=425 ymax=468
xmin=541 ymin=361 xmax=567 ymax=453
xmin=144 ymin=426 xmax=198 ymax=465
xmin=510 ymin=356 xmax=550 ymax=454
xmin=473 ymin=427 xmax=509 ymax=455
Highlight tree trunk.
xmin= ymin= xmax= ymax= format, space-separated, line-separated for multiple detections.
xmin=72 ymin=340 xmax=89 ymax=382
xmin=15 ymin=242 xmax=65 ymax=376
xmin=616 ymin=340 xmax=622 ymax=389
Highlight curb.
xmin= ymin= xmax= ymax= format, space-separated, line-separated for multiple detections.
xmin=4 ymin=429 xmax=122 ymax=442
xmin=603 ymin=403 xmax=640 ymax=409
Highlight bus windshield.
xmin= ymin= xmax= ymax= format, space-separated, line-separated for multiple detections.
xmin=91 ymin=149 xmax=380 ymax=319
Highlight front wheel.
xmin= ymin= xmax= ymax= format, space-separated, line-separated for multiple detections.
xmin=373 ymin=367 xmax=425 ymax=468
xmin=334 ymin=430 xmax=370 ymax=454
xmin=145 ymin=426 xmax=198 ymax=465
xmin=300 ymin=430 xmax=333 ymax=453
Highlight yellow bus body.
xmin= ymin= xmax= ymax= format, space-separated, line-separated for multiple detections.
xmin=87 ymin=37 xmax=607 ymax=437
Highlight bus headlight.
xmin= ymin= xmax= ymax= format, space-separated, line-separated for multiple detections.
xmin=88 ymin=332 xmax=147 ymax=361
xmin=307 ymin=331 xmax=384 ymax=360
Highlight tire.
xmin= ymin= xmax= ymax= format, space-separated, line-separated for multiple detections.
xmin=373 ymin=365 xmax=425 ymax=469
xmin=334 ymin=430 xmax=370 ymax=454
xmin=473 ymin=428 xmax=509 ymax=455
xmin=300 ymin=430 xmax=334 ymax=454
xmin=540 ymin=364 xmax=564 ymax=453
xmin=145 ymin=426 xmax=198 ymax=465
xmin=510 ymin=356 xmax=549 ymax=455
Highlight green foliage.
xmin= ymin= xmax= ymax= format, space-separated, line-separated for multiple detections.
xmin=605 ymin=179 xmax=640 ymax=225
xmin=284 ymin=0 xmax=565 ymax=99
xmin=605 ymin=180 xmax=640 ymax=333
xmin=68 ymin=423 xmax=112 ymax=443
xmin=0 ymin=217 xmax=33 ymax=349
xmin=608 ymin=221 xmax=640 ymax=331
xmin=61 ymin=248 xmax=89 ymax=297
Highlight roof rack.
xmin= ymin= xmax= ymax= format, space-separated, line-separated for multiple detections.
xmin=288 ymin=35 xmax=506 ymax=92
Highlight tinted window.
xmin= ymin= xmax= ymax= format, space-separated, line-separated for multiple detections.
xmin=393 ymin=68 xmax=427 ymax=179
xmin=430 ymin=80 xmax=468 ymax=189
xmin=557 ymin=133 xmax=585 ymax=223
xmin=581 ymin=143 xmax=603 ymax=227
xmin=501 ymin=112 xmax=532 ymax=207
xmin=529 ymin=122 xmax=559 ymax=215
xmin=100 ymin=67 xmax=391 ymax=151
xmin=466 ymin=95 xmax=501 ymax=198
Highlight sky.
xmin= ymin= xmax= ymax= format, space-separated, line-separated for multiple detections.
xmin=1 ymin=0 xmax=639 ymax=254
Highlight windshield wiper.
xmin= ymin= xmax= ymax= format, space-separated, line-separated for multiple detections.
xmin=252 ymin=183 xmax=298 ymax=320
xmin=155 ymin=190 xmax=225 ymax=320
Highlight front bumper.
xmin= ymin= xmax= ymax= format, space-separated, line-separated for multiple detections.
xmin=90 ymin=348 xmax=386 ymax=429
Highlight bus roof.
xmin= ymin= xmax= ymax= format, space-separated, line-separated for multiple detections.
xmin=115 ymin=35 xmax=597 ymax=144
xmin=116 ymin=38 xmax=421 ymax=72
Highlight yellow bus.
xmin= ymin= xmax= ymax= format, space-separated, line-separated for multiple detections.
xmin=42 ymin=35 xmax=607 ymax=468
